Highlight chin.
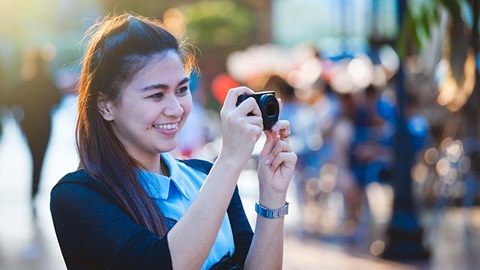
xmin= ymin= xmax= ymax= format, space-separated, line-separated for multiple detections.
xmin=161 ymin=142 xmax=178 ymax=153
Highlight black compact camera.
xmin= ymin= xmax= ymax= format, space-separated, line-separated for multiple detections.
xmin=236 ymin=91 xmax=279 ymax=130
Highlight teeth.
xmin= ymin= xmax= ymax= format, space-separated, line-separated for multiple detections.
xmin=154 ymin=123 xmax=178 ymax=130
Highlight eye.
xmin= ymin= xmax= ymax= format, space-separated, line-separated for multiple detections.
xmin=176 ymin=86 xmax=190 ymax=95
xmin=148 ymin=92 xmax=164 ymax=99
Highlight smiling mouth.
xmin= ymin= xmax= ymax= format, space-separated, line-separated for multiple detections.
xmin=153 ymin=123 xmax=179 ymax=130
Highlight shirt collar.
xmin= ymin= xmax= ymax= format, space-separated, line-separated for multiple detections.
xmin=137 ymin=153 xmax=190 ymax=200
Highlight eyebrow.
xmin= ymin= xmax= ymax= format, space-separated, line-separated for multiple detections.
xmin=141 ymin=77 xmax=190 ymax=92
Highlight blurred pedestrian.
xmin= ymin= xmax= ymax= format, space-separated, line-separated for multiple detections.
xmin=344 ymin=85 xmax=395 ymax=233
xmin=50 ymin=13 xmax=296 ymax=269
xmin=350 ymin=85 xmax=394 ymax=187
xmin=330 ymin=92 xmax=360 ymax=234
xmin=309 ymin=78 xmax=341 ymax=170
xmin=0 ymin=62 xmax=7 ymax=138
xmin=9 ymin=47 xmax=63 ymax=213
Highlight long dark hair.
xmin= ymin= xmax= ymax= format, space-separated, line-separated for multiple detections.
xmin=76 ymin=13 xmax=195 ymax=237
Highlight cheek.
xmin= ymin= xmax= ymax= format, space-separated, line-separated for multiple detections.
xmin=178 ymin=100 xmax=193 ymax=129
xmin=126 ymin=103 xmax=158 ymax=126
xmin=184 ymin=101 xmax=193 ymax=116
xmin=181 ymin=95 xmax=193 ymax=116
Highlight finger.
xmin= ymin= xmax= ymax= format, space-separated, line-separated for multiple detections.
xmin=263 ymin=139 xmax=294 ymax=166
xmin=237 ymin=97 xmax=261 ymax=118
xmin=271 ymin=120 xmax=291 ymax=140
xmin=223 ymin=86 xmax=255 ymax=108
xmin=248 ymin=98 xmax=262 ymax=118
xmin=246 ymin=114 xmax=264 ymax=133
xmin=270 ymin=151 xmax=297 ymax=171
xmin=279 ymin=129 xmax=291 ymax=140
xmin=271 ymin=120 xmax=290 ymax=133
xmin=264 ymin=129 xmax=277 ymax=140
xmin=272 ymin=139 xmax=294 ymax=155
xmin=278 ymin=98 xmax=283 ymax=112
xmin=261 ymin=130 xmax=278 ymax=156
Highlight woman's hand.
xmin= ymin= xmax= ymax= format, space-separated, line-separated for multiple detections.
xmin=219 ymin=87 xmax=264 ymax=165
xmin=257 ymin=120 xmax=297 ymax=208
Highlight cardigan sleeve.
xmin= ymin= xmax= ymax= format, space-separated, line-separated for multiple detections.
xmin=50 ymin=171 xmax=172 ymax=270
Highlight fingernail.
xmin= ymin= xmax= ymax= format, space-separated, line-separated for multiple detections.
xmin=264 ymin=158 xmax=271 ymax=165
xmin=271 ymin=125 xmax=278 ymax=131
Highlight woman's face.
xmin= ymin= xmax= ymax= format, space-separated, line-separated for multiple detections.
xmin=100 ymin=51 xmax=192 ymax=167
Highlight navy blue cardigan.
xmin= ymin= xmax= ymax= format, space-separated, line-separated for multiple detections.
xmin=50 ymin=160 xmax=253 ymax=269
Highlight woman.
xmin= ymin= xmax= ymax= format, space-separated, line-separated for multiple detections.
xmin=50 ymin=13 xmax=296 ymax=269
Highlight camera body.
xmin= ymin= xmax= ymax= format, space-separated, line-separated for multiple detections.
xmin=236 ymin=91 xmax=279 ymax=130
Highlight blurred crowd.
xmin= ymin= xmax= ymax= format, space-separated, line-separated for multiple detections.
xmin=1 ymin=41 xmax=475 ymax=246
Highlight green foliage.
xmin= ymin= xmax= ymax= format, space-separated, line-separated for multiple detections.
xmin=397 ymin=0 xmax=467 ymax=57
xmin=438 ymin=0 xmax=462 ymax=18
xmin=180 ymin=0 xmax=254 ymax=51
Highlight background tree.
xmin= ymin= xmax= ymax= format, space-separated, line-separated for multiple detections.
xmin=400 ymin=0 xmax=478 ymax=139
xmin=381 ymin=0 xmax=478 ymax=260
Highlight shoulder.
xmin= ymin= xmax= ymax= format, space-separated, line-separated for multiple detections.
xmin=53 ymin=169 xmax=103 ymax=190
xmin=51 ymin=169 xmax=114 ymax=204
xmin=50 ymin=170 xmax=122 ymax=232
xmin=176 ymin=158 xmax=213 ymax=175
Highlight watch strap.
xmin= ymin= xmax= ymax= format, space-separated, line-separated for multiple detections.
xmin=255 ymin=201 xmax=289 ymax=219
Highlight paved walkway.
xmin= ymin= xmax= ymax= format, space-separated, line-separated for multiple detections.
xmin=1 ymin=98 xmax=479 ymax=269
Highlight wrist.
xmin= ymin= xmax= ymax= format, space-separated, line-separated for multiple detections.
xmin=215 ymin=152 xmax=245 ymax=173
xmin=259 ymin=190 xmax=287 ymax=209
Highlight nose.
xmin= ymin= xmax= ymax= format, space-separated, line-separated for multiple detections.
xmin=163 ymin=94 xmax=184 ymax=117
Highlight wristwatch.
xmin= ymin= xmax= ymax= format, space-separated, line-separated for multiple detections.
xmin=255 ymin=201 xmax=289 ymax=219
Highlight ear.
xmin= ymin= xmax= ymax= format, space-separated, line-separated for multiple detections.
xmin=97 ymin=93 xmax=115 ymax=121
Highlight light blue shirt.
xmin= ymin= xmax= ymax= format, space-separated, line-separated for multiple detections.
xmin=137 ymin=153 xmax=235 ymax=269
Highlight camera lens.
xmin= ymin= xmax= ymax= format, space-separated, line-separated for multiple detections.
xmin=259 ymin=94 xmax=279 ymax=130
xmin=266 ymin=103 xmax=276 ymax=116
xmin=260 ymin=95 xmax=278 ymax=116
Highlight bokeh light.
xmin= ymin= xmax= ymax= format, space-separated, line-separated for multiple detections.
xmin=370 ymin=240 xmax=386 ymax=256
